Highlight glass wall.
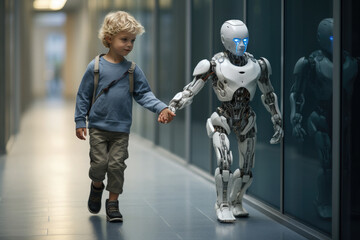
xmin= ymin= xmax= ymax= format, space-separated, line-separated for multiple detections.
xmin=283 ymin=0 xmax=333 ymax=235
xmin=0 ymin=0 xmax=33 ymax=154
xmin=157 ymin=0 xmax=186 ymax=158
xmin=190 ymin=0 xmax=212 ymax=171
xmin=0 ymin=0 xmax=9 ymax=154
xmin=340 ymin=0 xmax=360 ymax=239
xmin=245 ymin=0 xmax=281 ymax=210
xmin=128 ymin=0 xmax=187 ymax=159
xmin=130 ymin=1 xmax=157 ymax=142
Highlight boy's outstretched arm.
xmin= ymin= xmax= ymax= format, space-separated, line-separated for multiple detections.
xmin=76 ymin=128 xmax=87 ymax=140
xmin=158 ymin=108 xmax=176 ymax=124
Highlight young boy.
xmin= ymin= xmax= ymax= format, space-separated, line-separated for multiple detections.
xmin=74 ymin=11 xmax=175 ymax=222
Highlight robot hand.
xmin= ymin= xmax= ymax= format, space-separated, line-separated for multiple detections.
xmin=270 ymin=114 xmax=283 ymax=144
xmin=168 ymin=102 xmax=177 ymax=114
xmin=290 ymin=113 xmax=306 ymax=142
xmin=169 ymin=90 xmax=194 ymax=114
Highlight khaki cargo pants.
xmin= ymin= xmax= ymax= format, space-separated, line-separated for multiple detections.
xmin=89 ymin=128 xmax=129 ymax=194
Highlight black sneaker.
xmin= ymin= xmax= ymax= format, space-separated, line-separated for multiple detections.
xmin=106 ymin=199 xmax=123 ymax=222
xmin=87 ymin=182 xmax=104 ymax=214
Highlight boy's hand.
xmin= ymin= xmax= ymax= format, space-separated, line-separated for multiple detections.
xmin=158 ymin=108 xmax=176 ymax=124
xmin=76 ymin=128 xmax=87 ymax=140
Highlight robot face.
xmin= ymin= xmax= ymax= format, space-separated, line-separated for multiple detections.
xmin=233 ymin=37 xmax=249 ymax=55
xmin=317 ymin=18 xmax=333 ymax=55
xmin=221 ymin=20 xmax=249 ymax=56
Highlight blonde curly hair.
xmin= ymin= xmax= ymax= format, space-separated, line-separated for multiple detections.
xmin=98 ymin=11 xmax=145 ymax=48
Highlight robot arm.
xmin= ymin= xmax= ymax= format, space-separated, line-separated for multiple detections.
xmin=169 ymin=59 xmax=213 ymax=113
xmin=257 ymin=57 xmax=283 ymax=144
xmin=289 ymin=57 xmax=309 ymax=141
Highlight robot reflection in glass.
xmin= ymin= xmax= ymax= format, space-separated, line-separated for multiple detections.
xmin=289 ymin=18 xmax=358 ymax=219
xmin=169 ymin=20 xmax=283 ymax=222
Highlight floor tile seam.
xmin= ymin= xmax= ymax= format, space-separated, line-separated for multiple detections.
xmin=194 ymin=206 xmax=216 ymax=223
xmin=0 ymin=228 xmax=48 ymax=237
xmin=143 ymin=198 xmax=187 ymax=240
xmin=129 ymin=134 xmax=215 ymax=189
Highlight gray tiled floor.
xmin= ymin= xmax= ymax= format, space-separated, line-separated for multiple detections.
xmin=0 ymin=99 xmax=308 ymax=240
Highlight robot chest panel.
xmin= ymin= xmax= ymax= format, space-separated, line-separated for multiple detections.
xmin=312 ymin=57 xmax=333 ymax=100
xmin=214 ymin=58 xmax=261 ymax=102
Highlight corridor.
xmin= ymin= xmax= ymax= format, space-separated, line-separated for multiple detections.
xmin=0 ymin=99 xmax=307 ymax=240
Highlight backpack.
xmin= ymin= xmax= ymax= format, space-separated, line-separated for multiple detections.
xmin=89 ymin=54 xmax=136 ymax=111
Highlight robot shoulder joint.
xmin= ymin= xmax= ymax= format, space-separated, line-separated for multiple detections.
xmin=193 ymin=59 xmax=211 ymax=76
xmin=293 ymin=57 xmax=309 ymax=74
xmin=258 ymin=57 xmax=272 ymax=76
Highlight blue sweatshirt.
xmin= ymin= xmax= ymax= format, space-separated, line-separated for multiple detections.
xmin=75 ymin=57 xmax=167 ymax=133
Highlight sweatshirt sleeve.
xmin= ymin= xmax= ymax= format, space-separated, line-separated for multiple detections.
xmin=74 ymin=61 xmax=95 ymax=129
xmin=132 ymin=66 xmax=167 ymax=114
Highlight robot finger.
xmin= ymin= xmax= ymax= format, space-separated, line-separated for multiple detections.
xmin=270 ymin=129 xmax=282 ymax=144
xmin=168 ymin=104 xmax=177 ymax=114
xmin=270 ymin=136 xmax=280 ymax=144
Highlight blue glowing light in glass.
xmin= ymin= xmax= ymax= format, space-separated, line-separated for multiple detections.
xmin=330 ymin=36 xmax=333 ymax=41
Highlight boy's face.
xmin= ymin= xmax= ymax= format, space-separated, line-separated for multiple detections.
xmin=107 ymin=31 xmax=136 ymax=57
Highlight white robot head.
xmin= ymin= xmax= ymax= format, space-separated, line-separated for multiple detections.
xmin=221 ymin=20 xmax=249 ymax=56
xmin=317 ymin=18 xmax=333 ymax=55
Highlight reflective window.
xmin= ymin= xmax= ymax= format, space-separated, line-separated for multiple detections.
xmin=157 ymin=0 xmax=186 ymax=158
xmin=245 ymin=0 xmax=281 ymax=210
xmin=283 ymin=0 xmax=333 ymax=234
xmin=131 ymin=1 xmax=187 ymax=159
xmin=190 ymin=0 xmax=212 ymax=171
xmin=340 ymin=1 xmax=360 ymax=239
xmin=130 ymin=7 xmax=157 ymax=141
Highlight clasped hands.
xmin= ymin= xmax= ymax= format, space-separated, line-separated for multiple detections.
xmin=158 ymin=108 xmax=176 ymax=124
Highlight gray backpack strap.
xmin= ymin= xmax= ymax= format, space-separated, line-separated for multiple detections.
xmin=128 ymin=61 xmax=136 ymax=94
xmin=92 ymin=54 xmax=105 ymax=105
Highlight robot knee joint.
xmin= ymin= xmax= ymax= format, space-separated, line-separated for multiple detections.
xmin=213 ymin=132 xmax=233 ymax=168
xmin=206 ymin=112 xmax=231 ymax=138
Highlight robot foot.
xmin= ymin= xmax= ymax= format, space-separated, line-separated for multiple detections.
xmin=232 ymin=203 xmax=249 ymax=217
xmin=215 ymin=203 xmax=236 ymax=223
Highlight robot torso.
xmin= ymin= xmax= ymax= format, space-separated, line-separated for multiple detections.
xmin=212 ymin=52 xmax=261 ymax=102
xmin=309 ymin=51 xmax=333 ymax=101
xmin=308 ymin=50 xmax=357 ymax=102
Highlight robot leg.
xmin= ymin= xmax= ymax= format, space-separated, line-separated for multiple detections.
xmin=215 ymin=166 xmax=235 ymax=222
xmin=230 ymin=169 xmax=253 ymax=217
xmin=314 ymin=131 xmax=332 ymax=218
xmin=230 ymin=128 xmax=256 ymax=217
xmin=207 ymin=113 xmax=235 ymax=222
xmin=308 ymin=112 xmax=332 ymax=218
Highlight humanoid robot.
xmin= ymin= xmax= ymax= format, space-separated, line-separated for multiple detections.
xmin=289 ymin=18 xmax=358 ymax=218
xmin=169 ymin=20 xmax=283 ymax=222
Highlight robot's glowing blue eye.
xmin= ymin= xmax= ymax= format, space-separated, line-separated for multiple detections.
xmin=233 ymin=38 xmax=241 ymax=43
xmin=330 ymin=36 xmax=333 ymax=41
xmin=233 ymin=38 xmax=241 ymax=54
xmin=243 ymin=38 xmax=249 ymax=46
